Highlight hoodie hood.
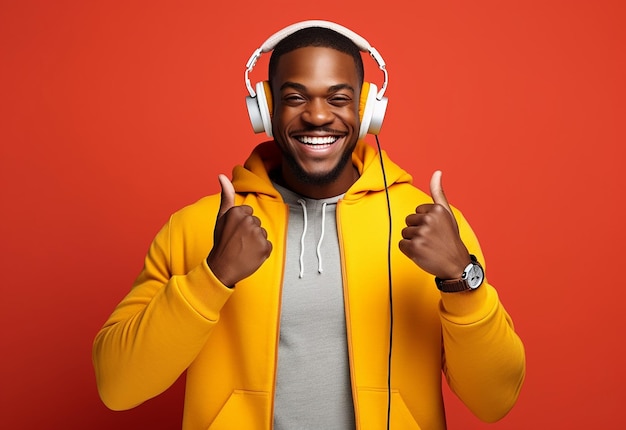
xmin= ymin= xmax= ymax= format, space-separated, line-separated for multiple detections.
xmin=231 ymin=140 xmax=413 ymax=200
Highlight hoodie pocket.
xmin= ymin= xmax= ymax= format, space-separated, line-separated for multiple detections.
xmin=357 ymin=388 xmax=422 ymax=430
xmin=208 ymin=390 xmax=270 ymax=430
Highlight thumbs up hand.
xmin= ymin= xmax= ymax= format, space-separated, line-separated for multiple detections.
xmin=206 ymin=174 xmax=273 ymax=287
xmin=399 ymin=171 xmax=471 ymax=280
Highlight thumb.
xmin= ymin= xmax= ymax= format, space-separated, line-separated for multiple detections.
xmin=430 ymin=170 xmax=452 ymax=214
xmin=217 ymin=174 xmax=235 ymax=218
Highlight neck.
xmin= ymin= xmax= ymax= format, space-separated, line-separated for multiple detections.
xmin=273 ymin=165 xmax=360 ymax=199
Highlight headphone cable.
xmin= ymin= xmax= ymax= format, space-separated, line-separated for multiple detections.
xmin=375 ymin=135 xmax=394 ymax=430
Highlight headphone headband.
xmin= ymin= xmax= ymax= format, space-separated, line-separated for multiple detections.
xmin=245 ymin=20 xmax=388 ymax=100
xmin=260 ymin=20 xmax=372 ymax=53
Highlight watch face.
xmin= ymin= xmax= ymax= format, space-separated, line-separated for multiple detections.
xmin=466 ymin=264 xmax=484 ymax=289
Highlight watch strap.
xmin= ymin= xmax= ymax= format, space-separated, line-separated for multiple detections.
xmin=435 ymin=277 xmax=472 ymax=293
xmin=435 ymin=255 xmax=482 ymax=293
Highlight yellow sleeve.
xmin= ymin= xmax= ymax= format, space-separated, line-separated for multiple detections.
xmin=439 ymin=208 xmax=526 ymax=422
xmin=92 ymin=214 xmax=233 ymax=411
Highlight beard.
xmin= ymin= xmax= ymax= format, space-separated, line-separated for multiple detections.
xmin=280 ymin=140 xmax=356 ymax=186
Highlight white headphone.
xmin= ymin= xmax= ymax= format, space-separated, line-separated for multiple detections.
xmin=244 ymin=20 xmax=389 ymax=139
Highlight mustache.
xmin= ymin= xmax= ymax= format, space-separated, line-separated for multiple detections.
xmin=291 ymin=127 xmax=346 ymax=135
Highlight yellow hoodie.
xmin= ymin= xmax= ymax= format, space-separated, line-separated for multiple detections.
xmin=93 ymin=141 xmax=525 ymax=429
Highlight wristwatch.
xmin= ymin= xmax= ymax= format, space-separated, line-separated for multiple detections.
xmin=435 ymin=255 xmax=484 ymax=293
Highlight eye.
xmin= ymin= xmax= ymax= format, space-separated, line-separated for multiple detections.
xmin=283 ymin=93 xmax=306 ymax=105
xmin=328 ymin=94 xmax=352 ymax=106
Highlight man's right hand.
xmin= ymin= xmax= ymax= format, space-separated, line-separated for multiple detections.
xmin=206 ymin=174 xmax=272 ymax=287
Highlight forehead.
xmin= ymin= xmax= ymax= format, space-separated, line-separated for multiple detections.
xmin=271 ymin=46 xmax=359 ymax=88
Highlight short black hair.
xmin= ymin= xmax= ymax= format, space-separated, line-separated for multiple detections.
xmin=268 ymin=26 xmax=364 ymax=85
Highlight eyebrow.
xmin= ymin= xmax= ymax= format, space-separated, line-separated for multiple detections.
xmin=279 ymin=81 xmax=356 ymax=94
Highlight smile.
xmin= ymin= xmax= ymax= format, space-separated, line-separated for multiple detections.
xmin=296 ymin=136 xmax=340 ymax=145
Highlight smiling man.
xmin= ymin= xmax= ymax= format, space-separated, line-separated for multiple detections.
xmin=94 ymin=21 xmax=525 ymax=430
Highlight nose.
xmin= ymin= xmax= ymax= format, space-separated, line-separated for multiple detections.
xmin=302 ymin=98 xmax=333 ymax=126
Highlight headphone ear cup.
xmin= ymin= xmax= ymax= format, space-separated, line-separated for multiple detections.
xmin=359 ymin=82 xmax=387 ymax=139
xmin=246 ymin=81 xmax=274 ymax=136
xmin=368 ymin=91 xmax=388 ymax=136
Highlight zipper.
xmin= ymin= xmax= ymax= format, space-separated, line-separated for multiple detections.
xmin=268 ymin=202 xmax=289 ymax=430
xmin=337 ymin=200 xmax=360 ymax=429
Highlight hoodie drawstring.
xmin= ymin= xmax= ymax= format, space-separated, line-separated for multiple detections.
xmin=297 ymin=199 xmax=307 ymax=278
xmin=296 ymin=199 xmax=327 ymax=278
xmin=317 ymin=203 xmax=327 ymax=274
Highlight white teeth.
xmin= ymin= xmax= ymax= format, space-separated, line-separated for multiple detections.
xmin=298 ymin=136 xmax=338 ymax=145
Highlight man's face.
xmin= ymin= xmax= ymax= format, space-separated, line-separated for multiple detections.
xmin=270 ymin=46 xmax=361 ymax=198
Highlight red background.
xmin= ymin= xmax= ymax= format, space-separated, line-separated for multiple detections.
xmin=1 ymin=1 xmax=624 ymax=428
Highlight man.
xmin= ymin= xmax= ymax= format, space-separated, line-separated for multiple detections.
xmin=93 ymin=21 xmax=525 ymax=429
